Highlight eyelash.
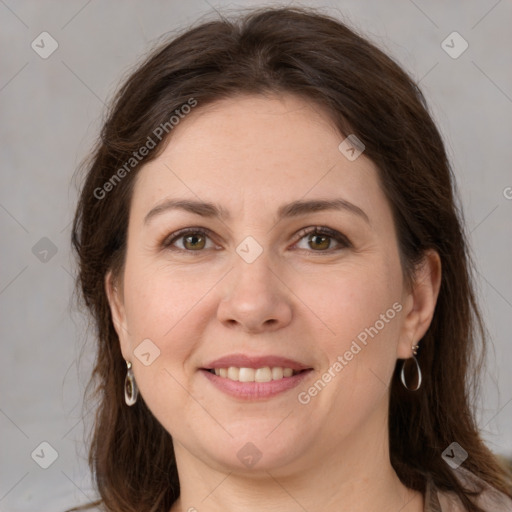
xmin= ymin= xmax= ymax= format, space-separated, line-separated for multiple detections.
xmin=161 ymin=226 xmax=352 ymax=254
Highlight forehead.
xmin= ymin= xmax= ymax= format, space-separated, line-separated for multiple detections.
xmin=130 ymin=94 xmax=387 ymax=224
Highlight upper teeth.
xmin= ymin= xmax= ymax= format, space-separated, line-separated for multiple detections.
xmin=212 ymin=367 xmax=296 ymax=382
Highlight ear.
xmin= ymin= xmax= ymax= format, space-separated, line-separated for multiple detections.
xmin=396 ymin=249 xmax=442 ymax=359
xmin=105 ymin=270 xmax=131 ymax=359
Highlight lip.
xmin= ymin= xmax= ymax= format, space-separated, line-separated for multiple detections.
xmin=200 ymin=368 xmax=313 ymax=400
xmin=202 ymin=353 xmax=312 ymax=371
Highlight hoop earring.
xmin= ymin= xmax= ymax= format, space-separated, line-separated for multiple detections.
xmin=400 ymin=344 xmax=422 ymax=391
xmin=124 ymin=361 xmax=138 ymax=406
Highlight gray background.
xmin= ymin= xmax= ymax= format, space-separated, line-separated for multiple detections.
xmin=1 ymin=1 xmax=511 ymax=510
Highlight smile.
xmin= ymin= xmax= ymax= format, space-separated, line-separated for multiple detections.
xmin=200 ymin=353 xmax=314 ymax=400
xmin=207 ymin=366 xmax=303 ymax=382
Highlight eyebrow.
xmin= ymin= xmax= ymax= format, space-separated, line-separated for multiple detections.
xmin=144 ymin=198 xmax=370 ymax=225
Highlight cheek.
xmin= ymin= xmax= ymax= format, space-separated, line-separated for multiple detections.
xmin=300 ymin=259 xmax=402 ymax=353
xmin=122 ymin=255 xmax=215 ymax=341
xmin=293 ymin=268 xmax=402 ymax=438
xmin=119 ymin=260 xmax=202 ymax=404
xmin=120 ymin=256 xmax=227 ymax=405
xmin=120 ymin=259 xmax=209 ymax=429
xmin=302 ymin=258 xmax=403 ymax=402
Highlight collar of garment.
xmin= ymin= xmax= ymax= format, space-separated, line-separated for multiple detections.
xmin=424 ymin=466 xmax=512 ymax=511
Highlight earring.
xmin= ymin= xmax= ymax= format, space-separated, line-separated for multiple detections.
xmin=400 ymin=344 xmax=422 ymax=391
xmin=124 ymin=361 xmax=138 ymax=406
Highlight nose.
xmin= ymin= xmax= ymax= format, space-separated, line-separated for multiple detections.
xmin=216 ymin=254 xmax=293 ymax=334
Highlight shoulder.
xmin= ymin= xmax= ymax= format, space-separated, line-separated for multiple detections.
xmin=425 ymin=466 xmax=512 ymax=512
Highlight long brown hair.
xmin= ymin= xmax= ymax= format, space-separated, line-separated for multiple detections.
xmin=70 ymin=6 xmax=512 ymax=512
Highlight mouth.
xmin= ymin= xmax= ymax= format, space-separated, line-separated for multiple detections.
xmin=203 ymin=366 xmax=307 ymax=382
xmin=200 ymin=354 xmax=314 ymax=400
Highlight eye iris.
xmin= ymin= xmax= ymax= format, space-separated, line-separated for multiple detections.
xmin=309 ymin=233 xmax=330 ymax=250
xmin=184 ymin=234 xmax=205 ymax=250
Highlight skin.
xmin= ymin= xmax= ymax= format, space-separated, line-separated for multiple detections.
xmin=106 ymin=94 xmax=441 ymax=512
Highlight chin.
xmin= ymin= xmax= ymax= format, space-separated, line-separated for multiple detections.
xmin=196 ymin=429 xmax=311 ymax=474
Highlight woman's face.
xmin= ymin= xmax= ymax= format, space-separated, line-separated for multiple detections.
xmin=107 ymin=94 xmax=433 ymax=475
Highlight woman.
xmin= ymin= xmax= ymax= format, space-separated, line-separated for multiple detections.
xmin=70 ymin=6 xmax=512 ymax=512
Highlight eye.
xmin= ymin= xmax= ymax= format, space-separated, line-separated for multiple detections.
xmin=161 ymin=226 xmax=351 ymax=254
xmin=162 ymin=228 xmax=217 ymax=252
xmin=293 ymin=226 xmax=351 ymax=252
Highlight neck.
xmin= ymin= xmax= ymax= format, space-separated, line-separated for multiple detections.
xmin=169 ymin=402 xmax=423 ymax=512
